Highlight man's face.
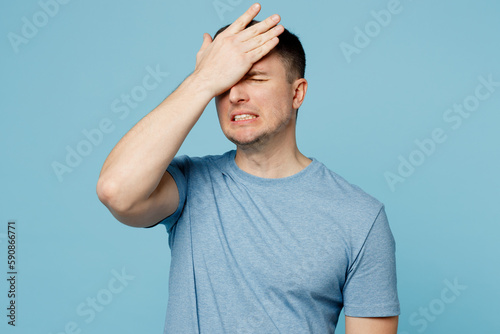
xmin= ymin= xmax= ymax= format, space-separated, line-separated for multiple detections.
xmin=215 ymin=52 xmax=298 ymax=149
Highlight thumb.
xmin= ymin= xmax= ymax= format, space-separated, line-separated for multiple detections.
xmin=199 ymin=33 xmax=213 ymax=53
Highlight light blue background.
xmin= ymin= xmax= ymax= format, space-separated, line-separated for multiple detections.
xmin=1 ymin=0 xmax=499 ymax=333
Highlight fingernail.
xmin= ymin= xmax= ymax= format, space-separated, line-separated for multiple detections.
xmin=272 ymin=14 xmax=280 ymax=22
xmin=253 ymin=3 xmax=260 ymax=10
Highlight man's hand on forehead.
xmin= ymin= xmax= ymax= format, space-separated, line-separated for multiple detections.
xmin=193 ymin=3 xmax=284 ymax=97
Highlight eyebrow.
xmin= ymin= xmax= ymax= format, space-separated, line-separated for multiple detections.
xmin=246 ymin=70 xmax=269 ymax=76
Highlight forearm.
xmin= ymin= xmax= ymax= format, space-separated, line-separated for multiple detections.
xmin=96 ymin=73 xmax=212 ymax=212
xmin=345 ymin=316 xmax=398 ymax=334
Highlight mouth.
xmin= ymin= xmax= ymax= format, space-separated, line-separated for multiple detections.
xmin=233 ymin=114 xmax=257 ymax=121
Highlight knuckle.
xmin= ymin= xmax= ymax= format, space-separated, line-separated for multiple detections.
xmin=222 ymin=35 xmax=236 ymax=44
xmin=233 ymin=19 xmax=247 ymax=30
xmin=267 ymin=16 xmax=277 ymax=25
xmin=252 ymin=35 xmax=263 ymax=45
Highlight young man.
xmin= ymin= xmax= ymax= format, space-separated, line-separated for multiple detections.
xmin=97 ymin=3 xmax=400 ymax=333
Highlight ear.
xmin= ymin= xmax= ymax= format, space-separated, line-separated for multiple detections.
xmin=292 ymin=78 xmax=308 ymax=110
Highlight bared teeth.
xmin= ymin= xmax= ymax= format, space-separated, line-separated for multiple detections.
xmin=234 ymin=114 xmax=257 ymax=121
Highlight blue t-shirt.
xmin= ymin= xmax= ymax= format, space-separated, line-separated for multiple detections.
xmin=159 ymin=150 xmax=399 ymax=333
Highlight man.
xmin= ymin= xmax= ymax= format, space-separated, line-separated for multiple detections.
xmin=96 ymin=3 xmax=400 ymax=333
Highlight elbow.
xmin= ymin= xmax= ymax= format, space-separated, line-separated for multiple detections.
xmin=96 ymin=177 xmax=133 ymax=216
xmin=97 ymin=176 xmax=156 ymax=228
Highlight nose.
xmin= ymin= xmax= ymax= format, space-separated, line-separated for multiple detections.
xmin=228 ymin=81 xmax=249 ymax=104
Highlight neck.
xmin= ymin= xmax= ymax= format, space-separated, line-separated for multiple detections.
xmin=234 ymin=130 xmax=311 ymax=178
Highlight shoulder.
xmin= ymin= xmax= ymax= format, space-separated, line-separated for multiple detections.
xmin=311 ymin=159 xmax=383 ymax=213
xmin=306 ymin=159 xmax=385 ymax=241
xmin=170 ymin=150 xmax=234 ymax=172
xmin=310 ymin=160 xmax=390 ymax=259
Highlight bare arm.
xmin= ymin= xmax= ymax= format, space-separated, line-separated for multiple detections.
xmin=345 ymin=316 xmax=398 ymax=334
xmin=96 ymin=3 xmax=284 ymax=227
xmin=96 ymin=75 xmax=211 ymax=227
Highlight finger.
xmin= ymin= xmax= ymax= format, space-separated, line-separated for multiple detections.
xmin=196 ymin=33 xmax=213 ymax=63
xmin=239 ymin=14 xmax=281 ymax=42
xmin=199 ymin=33 xmax=212 ymax=53
xmin=241 ymin=24 xmax=284 ymax=54
xmin=224 ymin=3 xmax=261 ymax=35
xmin=246 ymin=36 xmax=280 ymax=63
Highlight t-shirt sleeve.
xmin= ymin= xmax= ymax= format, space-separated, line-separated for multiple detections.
xmin=153 ymin=155 xmax=188 ymax=234
xmin=342 ymin=206 xmax=400 ymax=317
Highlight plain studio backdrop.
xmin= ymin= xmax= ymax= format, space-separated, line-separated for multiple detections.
xmin=1 ymin=0 xmax=499 ymax=333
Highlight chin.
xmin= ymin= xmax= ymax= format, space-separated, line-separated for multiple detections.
xmin=226 ymin=132 xmax=268 ymax=148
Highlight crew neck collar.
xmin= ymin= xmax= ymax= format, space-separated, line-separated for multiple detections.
xmin=224 ymin=150 xmax=319 ymax=185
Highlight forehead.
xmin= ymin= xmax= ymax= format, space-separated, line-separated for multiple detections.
xmin=248 ymin=51 xmax=287 ymax=76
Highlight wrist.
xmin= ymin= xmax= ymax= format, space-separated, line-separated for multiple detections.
xmin=185 ymin=70 xmax=218 ymax=100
